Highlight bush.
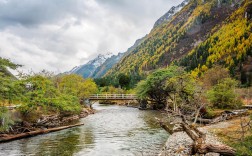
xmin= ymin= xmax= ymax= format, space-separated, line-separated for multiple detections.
xmin=0 ymin=107 xmax=14 ymax=132
xmin=207 ymin=78 xmax=243 ymax=109
xmin=203 ymin=108 xmax=216 ymax=119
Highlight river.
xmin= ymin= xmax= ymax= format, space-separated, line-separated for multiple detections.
xmin=0 ymin=104 xmax=169 ymax=156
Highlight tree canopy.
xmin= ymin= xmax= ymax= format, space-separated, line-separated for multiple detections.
xmin=136 ymin=66 xmax=185 ymax=109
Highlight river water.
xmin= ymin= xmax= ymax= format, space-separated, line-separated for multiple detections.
xmin=0 ymin=104 xmax=169 ymax=156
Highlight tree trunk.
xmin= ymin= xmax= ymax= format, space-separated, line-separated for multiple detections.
xmin=0 ymin=123 xmax=84 ymax=143
xmin=181 ymin=122 xmax=236 ymax=156
xmin=158 ymin=120 xmax=174 ymax=134
xmin=158 ymin=119 xmax=236 ymax=155
xmin=197 ymin=144 xmax=236 ymax=156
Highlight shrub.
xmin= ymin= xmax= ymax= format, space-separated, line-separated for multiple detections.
xmin=0 ymin=107 xmax=14 ymax=132
xmin=207 ymin=78 xmax=242 ymax=109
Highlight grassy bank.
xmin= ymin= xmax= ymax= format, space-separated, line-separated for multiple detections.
xmin=207 ymin=115 xmax=252 ymax=155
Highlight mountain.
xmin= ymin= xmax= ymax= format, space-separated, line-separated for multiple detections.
xmin=91 ymin=53 xmax=124 ymax=78
xmin=106 ymin=0 xmax=252 ymax=85
xmin=153 ymin=0 xmax=190 ymax=28
xmin=66 ymin=34 xmax=147 ymax=78
xmin=93 ymin=35 xmax=147 ymax=78
xmin=69 ymin=53 xmax=113 ymax=78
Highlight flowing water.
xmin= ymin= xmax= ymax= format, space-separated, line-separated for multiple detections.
xmin=0 ymin=104 xmax=169 ymax=156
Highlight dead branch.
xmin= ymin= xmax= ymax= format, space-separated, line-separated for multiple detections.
xmin=157 ymin=112 xmax=236 ymax=155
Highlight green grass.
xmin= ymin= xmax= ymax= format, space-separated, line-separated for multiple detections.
xmin=230 ymin=135 xmax=252 ymax=156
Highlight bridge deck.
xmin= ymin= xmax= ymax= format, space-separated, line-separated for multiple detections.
xmin=89 ymin=94 xmax=137 ymax=100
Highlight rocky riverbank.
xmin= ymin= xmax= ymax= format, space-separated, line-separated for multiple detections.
xmin=159 ymin=124 xmax=227 ymax=156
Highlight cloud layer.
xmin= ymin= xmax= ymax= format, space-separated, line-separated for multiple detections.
xmin=0 ymin=0 xmax=183 ymax=73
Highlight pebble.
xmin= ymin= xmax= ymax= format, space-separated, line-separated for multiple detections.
xmin=159 ymin=127 xmax=223 ymax=156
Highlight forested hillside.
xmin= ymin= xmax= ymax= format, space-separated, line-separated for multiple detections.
xmin=106 ymin=0 xmax=252 ymax=86
xmin=179 ymin=0 xmax=252 ymax=85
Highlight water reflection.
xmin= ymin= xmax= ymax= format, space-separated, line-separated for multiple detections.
xmin=34 ymin=129 xmax=82 ymax=156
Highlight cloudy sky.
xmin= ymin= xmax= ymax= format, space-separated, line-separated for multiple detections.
xmin=0 ymin=0 xmax=183 ymax=73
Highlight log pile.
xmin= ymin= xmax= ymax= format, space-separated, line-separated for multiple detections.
xmin=35 ymin=108 xmax=94 ymax=128
xmin=35 ymin=115 xmax=61 ymax=127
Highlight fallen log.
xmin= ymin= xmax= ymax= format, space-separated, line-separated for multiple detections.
xmin=194 ymin=109 xmax=248 ymax=124
xmin=0 ymin=123 xmax=84 ymax=143
xmin=157 ymin=118 xmax=236 ymax=155
xmin=197 ymin=144 xmax=236 ymax=156
xmin=181 ymin=122 xmax=236 ymax=156
xmin=195 ymin=118 xmax=212 ymax=124
xmin=159 ymin=121 xmax=174 ymax=134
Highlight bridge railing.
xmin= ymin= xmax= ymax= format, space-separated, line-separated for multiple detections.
xmin=89 ymin=94 xmax=137 ymax=100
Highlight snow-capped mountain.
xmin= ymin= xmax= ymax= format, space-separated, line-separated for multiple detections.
xmin=92 ymin=52 xmax=125 ymax=78
xmin=89 ymin=53 xmax=113 ymax=68
xmin=153 ymin=0 xmax=190 ymax=28
xmin=68 ymin=53 xmax=113 ymax=78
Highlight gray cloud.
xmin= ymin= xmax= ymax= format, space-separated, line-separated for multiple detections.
xmin=0 ymin=0 xmax=183 ymax=73
xmin=0 ymin=0 xmax=86 ymax=27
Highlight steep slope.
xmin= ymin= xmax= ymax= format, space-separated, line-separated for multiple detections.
xmin=154 ymin=0 xmax=190 ymax=28
xmin=179 ymin=0 xmax=252 ymax=81
xmin=106 ymin=0 xmax=250 ymax=83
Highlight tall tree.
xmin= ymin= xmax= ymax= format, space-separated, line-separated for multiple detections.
xmin=135 ymin=66 xmax=184 ymax=109
xmin=0 ymin=58 xmax=21 ymax=105
xmin=118 ymin=73 xmax=130 ymax=89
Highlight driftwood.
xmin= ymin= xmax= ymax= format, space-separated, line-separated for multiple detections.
xmin=195 ymin=109 xmax=248 ymax=124
xmin=157 ymin=119 xmax=174 ymax=134
xmin=181 ymin=122 xmax=236 ymax=156
xmin=62 ymin=115 xmax=79 ymax=123
xmin=158 ymin=118 xmax=236 ymax=155
xmin=35 ymin=115 xmax=60 ymax=127
xmin=0 ymin=123 xmax=84 ymax=143
xmin=35 ymin=114 xmax=85 ymax=127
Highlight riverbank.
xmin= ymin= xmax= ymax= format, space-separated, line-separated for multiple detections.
xmin=159 ymin=122 xmax=231 ymax=156
xmin=0 ymin=107 xmax=95 ymax=143
xmin=159 ymin=115 xmax=252 ymax=156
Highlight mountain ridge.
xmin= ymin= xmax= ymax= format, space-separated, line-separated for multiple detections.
xmin=153 ymin=0 xmax=190 ymax=28
xmin=105 ymin=0 xmax=252 ymax=85
xmin=67 ymin=53 xmax=113 ymax=78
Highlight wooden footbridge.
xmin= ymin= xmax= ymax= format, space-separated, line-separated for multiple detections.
xmin=89 ymin=94 xmax=138 ymax=100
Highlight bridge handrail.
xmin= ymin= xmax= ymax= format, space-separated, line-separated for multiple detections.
xmin=89 ymin=94 xmax=137 ymax=99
